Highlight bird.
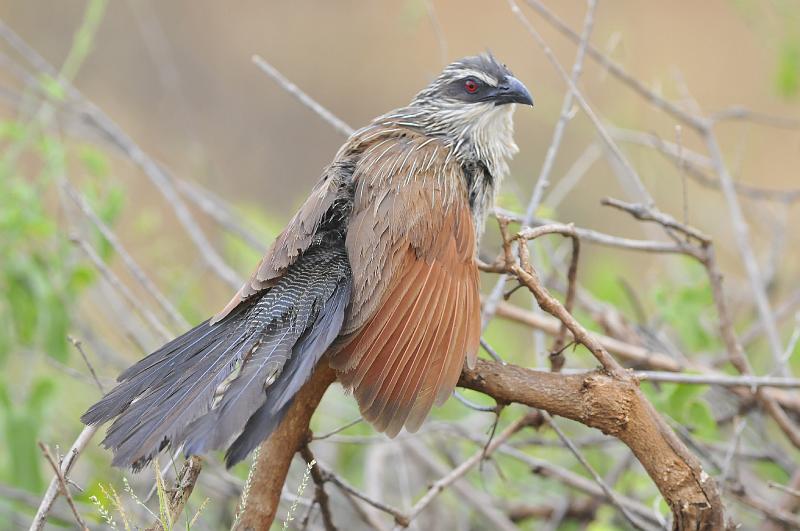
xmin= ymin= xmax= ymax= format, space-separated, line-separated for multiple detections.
xmin=82 ymin=53 xmax=533 ymax=470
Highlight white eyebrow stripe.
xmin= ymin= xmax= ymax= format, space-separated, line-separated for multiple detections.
xmin=459 ymin=69 xmax=497 ymax=86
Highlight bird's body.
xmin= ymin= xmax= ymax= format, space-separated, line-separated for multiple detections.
xmin=83 ymin=53 xmax=532 ymax=469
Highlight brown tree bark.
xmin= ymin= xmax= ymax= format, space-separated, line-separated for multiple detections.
xmin=235 ymin=364 xmax=336 ymax=530
xmin=459 ymin=362 xmax=725 ymax=530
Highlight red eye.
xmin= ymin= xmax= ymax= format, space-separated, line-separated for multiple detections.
xmin=465 ymin=79 xmax=478 ymax=93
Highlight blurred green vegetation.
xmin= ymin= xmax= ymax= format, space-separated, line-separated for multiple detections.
xmin=732 ymin=0 xmax=800 ymax=98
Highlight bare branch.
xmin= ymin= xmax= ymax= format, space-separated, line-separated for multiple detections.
xmin=299 ymin=446 xmax=337 ymax=531
xmin=703 ymin=131 xmax=786 ymax=376
xmin=237 ymin=364 xmax=336 ymax=529
xmin=71 ymin=235 xmax=172 ymax=342
xmin=395 ymin=413 xmax=538 ymax=528
xmin=521 ymin=0 xmax=707 ymax=131
xmin=542 ymin=411 xmax=646 ymax=529
xmin=37 ymin=443 xmax=88 ymax=531
xmin=710 ymin=106 xmax=800 ymax=129
xmin=62 ymin=179 xmax=189 ymax=330
xmin=30 ymin=426 xmax=97 ymax=531
xmin=252 ymin=55 xmax=354 ymax=137
xmin=145 ymin=457 xmax=203 ymax=531
xmin=633 ymin=371 xmax=800 ymax=389
xmin=459 ymin=361 xmax=724 ymax=528
xmin=67 ymin=335 xmax=105 ymax=394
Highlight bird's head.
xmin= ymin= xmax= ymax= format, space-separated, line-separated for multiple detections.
xmin=405 ymin=53 xmax=533 ymax=174
xmin=412 ymin=53 xmax=533 ymax=110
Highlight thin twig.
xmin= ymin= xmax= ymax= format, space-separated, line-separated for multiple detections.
xmin=252 ymin=55 xmax=354 ymax=137
xmin=633 ymin=371 xmax=800 ymax=388
xmin=710 ymin=106 xmax=800 ymax=129
xmin=312 ymin=456 xmax=409 ymax=527
xmin=67 ymin=335 xmax=105 ymax=394
xmin=514 ymin=223 xmax=580 ymax=371
xmin=453 ymin=391 xmax=497 ymax=412
xmin=71 ymin=235 xmax=173 ymax=341
xmin=480 ymin=337 xmax=506 ymax=364
xmin=703 ymin=131 xmax=786 ymax=376
xmin=37 ymin=443 xmax=88 ymax=531
xmin=543 ymin=412 xmax=646 ymax=529
xmin=493 ymin=209 xmax=687 ymax=254
xmin=600 ymin=197 xmax=710 ymax=244
xmin=394 ymin=413 xmax=536 ymax=528
xmin=423 ymin=0 xmax=448 ymax=65
xmin=30 ymin=426 xmax=97 ymax=531
xmin=313 ymin=417 xmax=364 ymax=441
xmin=299 ymin=446 xmax=337 ymax=531
xmin=62 ymin=179 xmax=189 ymax=330
xmin=768 ymin=480 xmax=800 ymax=499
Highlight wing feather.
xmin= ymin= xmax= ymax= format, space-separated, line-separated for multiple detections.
xmin=333 ymin=129 xmax=481 ymax=436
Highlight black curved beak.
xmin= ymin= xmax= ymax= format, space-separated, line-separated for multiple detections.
xmin=492 ymin=75 xmax=534 ymax=106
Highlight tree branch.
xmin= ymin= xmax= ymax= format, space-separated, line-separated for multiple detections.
xmin=236 ymin=364 xmax=336 ymax=530
xmin=459 ymin=362 xmax=725 ymax=529
xmin=145 ymin=456 xmax=203 ymax=531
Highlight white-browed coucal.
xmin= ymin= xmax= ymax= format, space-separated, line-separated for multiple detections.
xmin=82 ymin=53 xmax=533 ymax=469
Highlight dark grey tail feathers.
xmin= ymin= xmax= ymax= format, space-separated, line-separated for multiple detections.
xmin=81 ymin=243 xmax=351 ymax=470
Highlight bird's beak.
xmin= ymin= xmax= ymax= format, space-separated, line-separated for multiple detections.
xmin=492 ymin=75 xmax=534 ymax=107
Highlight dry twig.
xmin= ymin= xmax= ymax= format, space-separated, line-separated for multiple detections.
xmin=37 ymin=443 xmax=88 ymax=531
xmin=145 ymin=457 xmax=203 ymax=531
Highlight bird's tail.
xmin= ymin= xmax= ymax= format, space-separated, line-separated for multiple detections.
xmin=82 ymin=244 xmax=351 ymax=469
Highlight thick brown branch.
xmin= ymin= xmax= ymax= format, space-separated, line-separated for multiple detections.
xmin=459 ymin=361 xmax=726 ymax=529
xmin=236 ymin=363 xmax=336 ymax=530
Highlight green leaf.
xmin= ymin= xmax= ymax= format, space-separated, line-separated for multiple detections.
xmin=0 ymin=380 xmax=11 ymax=409
xmin=754 ymin=460 xmax=790 ymax=483
xmin=0 ymin=120 xmax=25 ymax=141
xmin=27 ymin=377 xmax=56 ymax=418
xmin=38 ymin=74 xmax=66 ymax=102
xmin=43 ymin=295 xmax=70 ymax=362
xmin=5 ymin=415 xmax=43 ymax=492
xmin=667 ymin=383 xmax=709 ymax=420
xmin=687 ymin=400 xmax=718 ymax=439
xmin=7 ymin=271 xmax=38 ymax=345
xmin=78 ymin=145 xmax=110 ymax=177
xmin=776 ymin=40 xmax=800 ymax=98
xmin=69 ymin=264 xmax=96 ymax=292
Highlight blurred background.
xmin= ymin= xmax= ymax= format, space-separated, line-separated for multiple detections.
xmin=0 ymin=0 xmax=799 ymax=529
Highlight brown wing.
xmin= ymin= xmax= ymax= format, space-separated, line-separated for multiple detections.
xmin=212 ymin=172 xmax=342 ymax=324
xmin=330 ymin=131 xmax=481 ymax=437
